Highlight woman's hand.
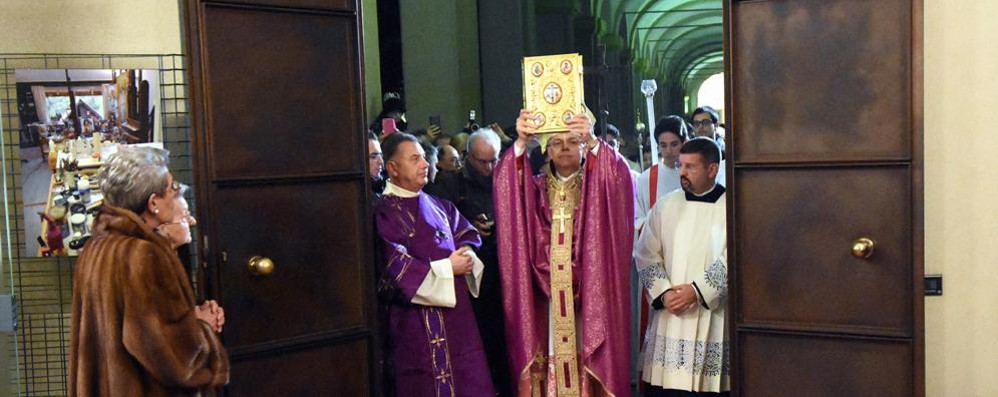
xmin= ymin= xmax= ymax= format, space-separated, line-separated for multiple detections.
xmin=194 ymin=300 xmax=225 ymax=333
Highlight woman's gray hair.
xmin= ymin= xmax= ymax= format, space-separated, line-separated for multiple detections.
xmin=98 ymin=147 xmax=171 ymax=214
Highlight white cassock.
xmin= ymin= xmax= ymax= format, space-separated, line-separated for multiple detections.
xmin=634 ymin=163 xmax=681 ymax=237
xmin=635 ymin=185 xmax=729 ymax=393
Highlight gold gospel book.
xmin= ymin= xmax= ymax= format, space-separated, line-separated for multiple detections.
xmin=522 ymin=53 xmax=584 ymax=134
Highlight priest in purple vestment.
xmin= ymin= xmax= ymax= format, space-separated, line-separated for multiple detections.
xmin=494 ymin=110 xmax=634 ymax=397
xmin=375 ymin=132 xmax=496 ymax=397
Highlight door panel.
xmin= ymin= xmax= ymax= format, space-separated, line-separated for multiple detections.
xmin=202 ymin=5 xmax=362 ymax=179
xmin=213 ymin=181 xmax=366 ymax=348
xmin=727 ymin=0 xmax=923 ymax=394
xmin=731 ymin=0 xmax=911 ymax=163
xmin=184 ymin=0 xmax=377 ymax=394
xmin=227 ymin=338 xmax=370 ymax=396
xmin=740 ymin=332 xmax=913 ymax=397
xmin=735 ymin=167 xmax=912 ymax=335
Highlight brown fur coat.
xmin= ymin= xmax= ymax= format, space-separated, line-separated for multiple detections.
xmin=69 ymin=205 xmax=229 ymax=396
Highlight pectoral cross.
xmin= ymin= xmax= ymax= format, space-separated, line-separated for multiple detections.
xmin=553 ymin=207 xmax=570 ymax=233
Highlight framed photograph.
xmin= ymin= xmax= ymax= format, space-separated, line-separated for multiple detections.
xmin=14 ymin=68 xmax=164 ymax=257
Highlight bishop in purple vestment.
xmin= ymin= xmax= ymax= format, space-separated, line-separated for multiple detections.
xmin=494 ymin=110 xmax=634 ymax=397
xmin=375 ymin=132 xmax=495 ymax=397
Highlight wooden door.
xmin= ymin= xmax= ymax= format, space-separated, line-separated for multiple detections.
xmin=726 ymin=0 xmax=923 ymax=395
xmin=182 ymin=0 xmax=378 ymax=395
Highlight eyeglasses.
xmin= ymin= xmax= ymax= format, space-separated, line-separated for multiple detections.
xmin=468 ymin=155 xmax=499 ymax=167
xmin=546 ymin=138 xmax=584 ymax=150
xmin=692 ymin=119 xmax=715 ymax=128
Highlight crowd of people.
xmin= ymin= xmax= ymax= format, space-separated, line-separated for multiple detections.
xmin=62 ymin=89 xmax=728 ymax=396
xmin=370 ymin=96 xmax=731 ymax=397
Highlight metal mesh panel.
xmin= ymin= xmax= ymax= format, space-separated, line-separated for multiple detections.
xmin=0 ymin=53 xmax=194 ymax=396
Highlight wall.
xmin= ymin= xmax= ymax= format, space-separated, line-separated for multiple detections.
xmin=479 ymin=0 xmax=529 ymax=127
xmin=923 ymin=1 xmax=998 ymax=396
xmin=360 ymin=0 xmax=382 ymax=123
xmin=400 ymin=0 xmax=482 ymax=135
xmin=0 ymin=0 xmax=182 ymax=54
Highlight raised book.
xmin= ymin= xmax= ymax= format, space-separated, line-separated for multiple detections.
xmin=522 ymin=53 xmax=584 ymax=134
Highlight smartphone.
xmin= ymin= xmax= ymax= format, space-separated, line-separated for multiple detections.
xmin=429 ymin=115 xmax=441 ymax=127
xmin=381 ymin=118 xmax=397 ymax=134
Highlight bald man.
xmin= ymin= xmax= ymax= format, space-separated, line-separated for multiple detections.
xmin=438 ymin=144 xmax=462 ymax=172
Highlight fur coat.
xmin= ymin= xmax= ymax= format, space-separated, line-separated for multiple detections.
xmin=69 ymin=205 xmax=229 ymax=396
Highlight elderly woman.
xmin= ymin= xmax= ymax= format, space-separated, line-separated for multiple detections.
xmin=69 ymin=147 xmax=229 ymax=396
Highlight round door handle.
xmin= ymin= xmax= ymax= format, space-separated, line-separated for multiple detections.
xmin=851 ymin=238 xmax=875 ymax=259
xmin=248 ymin=256 xmax=275 ymax=276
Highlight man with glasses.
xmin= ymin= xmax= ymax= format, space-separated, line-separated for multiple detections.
xmin=428 ymin=127 xmax=511 ymax=396
xmin=494 ymin=109 xmax=634 ymax=397
xmin=691 ymin=106 xmax=726 ymax=186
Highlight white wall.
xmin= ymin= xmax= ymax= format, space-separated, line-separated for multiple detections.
xmin=924 ymin=1 xmax=998 ymax=396
xmin=0 ymin=0 xmax=182 ymax=54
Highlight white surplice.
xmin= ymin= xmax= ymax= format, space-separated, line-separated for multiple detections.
xmin=634 ymin=186 xmax=729 ymax=393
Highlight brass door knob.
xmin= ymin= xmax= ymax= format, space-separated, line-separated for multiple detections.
xmin=248 ymin=256 xmax=275 ymax=276
xmin=851 ymin=238 xmax=875 ymax=259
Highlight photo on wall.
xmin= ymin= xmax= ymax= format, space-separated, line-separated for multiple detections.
xmin=15 ymin=68 xmax=163 ymax=257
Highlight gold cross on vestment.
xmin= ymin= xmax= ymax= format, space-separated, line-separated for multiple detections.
xmin=553 ymin=207 xmax=570 ymax=233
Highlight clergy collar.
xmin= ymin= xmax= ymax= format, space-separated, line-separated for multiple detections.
xmin=383 ymin=180 xmax=420 ymax=198
xmin=684 ymin=183 xmax=725 ymax=203
xmin=555 ymin=169 xmax=581 ymax=182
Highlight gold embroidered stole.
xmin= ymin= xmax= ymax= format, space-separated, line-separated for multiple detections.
xmin=546 ymin=172 xmax=582 ymax=396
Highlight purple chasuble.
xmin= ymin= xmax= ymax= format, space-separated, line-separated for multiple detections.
xmin=375 ymin=192 xmax=495 ymax=397
xmin=494 ymin=141 xmax=635 ymax=396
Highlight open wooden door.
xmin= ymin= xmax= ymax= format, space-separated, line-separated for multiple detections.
xmin=726 ymin=0 xmax=923 ymax=395
xmin=182 ymin=0 xmax=378 ymax=395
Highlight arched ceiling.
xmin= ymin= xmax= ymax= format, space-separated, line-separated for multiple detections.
xmin=593 ymin=0 xmax=722 ymax=93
